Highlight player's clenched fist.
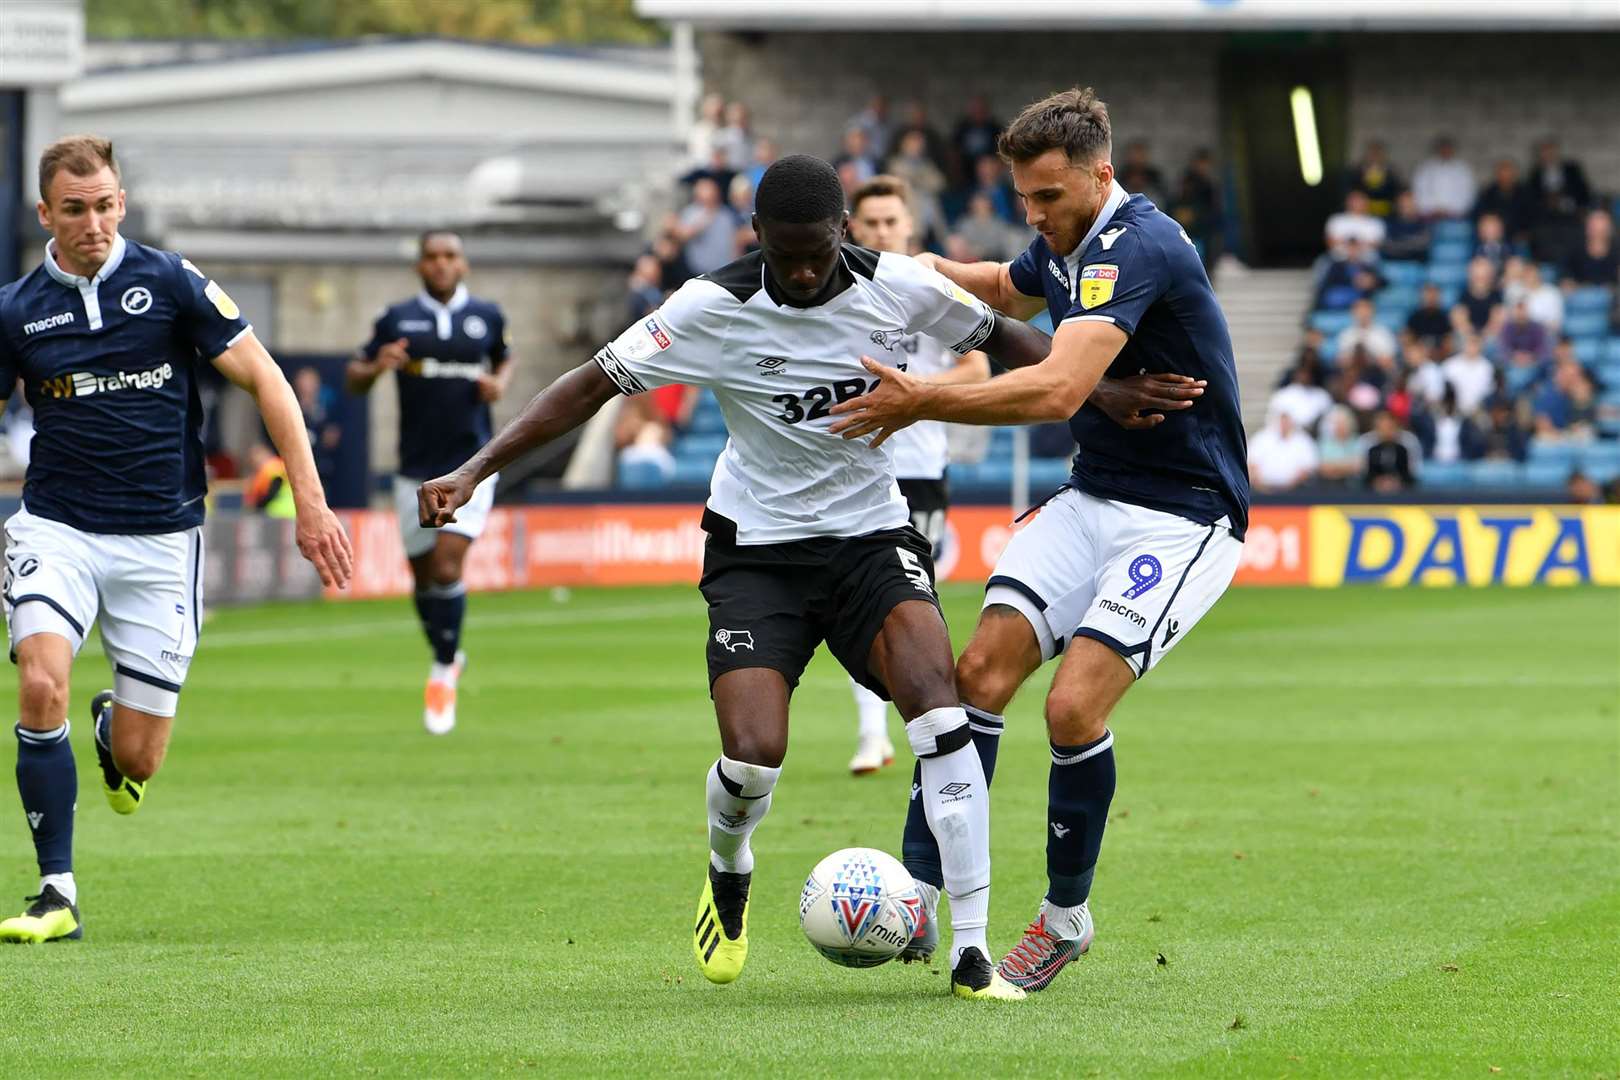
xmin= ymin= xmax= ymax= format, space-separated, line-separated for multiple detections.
xmin=417 ymin=471 xmax=476 ymax=528
xmin=375 ymin=337 xmax=410 ymax=370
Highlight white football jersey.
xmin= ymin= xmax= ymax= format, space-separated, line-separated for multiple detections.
xmin=594 ymin=246 xmax=995 ymax=544
xmin=885 ymin=332 xmax=957 ymax=481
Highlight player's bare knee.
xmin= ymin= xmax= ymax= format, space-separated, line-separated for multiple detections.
xmin=721 ymin=731 xmax=786 ymax=769
xmin=16 ymin=664 xmax=69 ymax=728
xmin=117 ymin=745 xmax=163 ymax=783
xmin=1044 ymin=688 xmax=1108 ymax=747
xmin=428 ymin=550 xmax=463 ymax=588
xmin=955 ymin=646 xmax=1020 ymax=714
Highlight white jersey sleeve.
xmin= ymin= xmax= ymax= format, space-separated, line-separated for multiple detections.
xmin=592 ymin=279 xmax=727 ymax=395
xmin=881 ymin=254 xmax=997 ymax=356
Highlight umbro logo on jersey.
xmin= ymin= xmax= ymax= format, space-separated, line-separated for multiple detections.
xmin=756 ymin=356 xmax=788 ymax=374
xmin=869 ymin=328 xmax=905 ymax=351
xmin=22 ymin=312 xmax=74 ymax=335
xmin=714 ymin=628 xmax=755 ymax=652
xmin=121 ymin=286 xmax=153 ymax=315
xmin=1099 ymin=226 xmax=1127 ymax=250
xmin=38 ymin=362 xmax=176 ymax=400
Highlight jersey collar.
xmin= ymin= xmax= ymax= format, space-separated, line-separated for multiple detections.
xmin=417 ymin=283 xmax=469 ymax=339
xmin=44 ymin=233 xmax=128 ymax=290
xmin=760 ymin=252 xmax=856 ymax=312
xmin=1060 ymin=182 xmax=1130 ymax=300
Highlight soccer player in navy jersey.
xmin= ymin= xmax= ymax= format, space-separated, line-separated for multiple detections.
xmin=346 ymin=232 xmax=511 ymax=734
xmin=0 ymin=135 xmax=352 ymax=942
xmin=833 ymin=88 xmax=1249 ymax=990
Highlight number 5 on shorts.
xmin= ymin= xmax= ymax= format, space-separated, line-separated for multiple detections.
xmin=896 ymin=547 xmax=933 ymax=595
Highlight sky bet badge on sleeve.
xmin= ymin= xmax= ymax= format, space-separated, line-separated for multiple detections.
xmin=1079 ymin=264 xmax=1118 ymax=309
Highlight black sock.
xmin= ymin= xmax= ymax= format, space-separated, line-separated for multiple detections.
xmin=412 ymin=582 xmax=467 ymax=665
xmin=1047 ymin=730 xmax=1116 ymax=906
xmin=16 ymin=723 xmax=76 ymax=876
xmin=902 ymin=705 xmax=1003 ymax=889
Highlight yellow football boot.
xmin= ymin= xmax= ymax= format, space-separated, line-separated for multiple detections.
xmin=0 ymin=886 xmax=82 ymax=944
xmin=951 ymin=947 xmax=1028 ymax=1001
xmin=91 ymin=691 xmax=144 ymax=815
xmin=693 ymin=865 xmax=750 ymax=984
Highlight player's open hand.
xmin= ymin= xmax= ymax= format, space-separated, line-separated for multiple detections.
xmin=296 ymin=502 xmax=354 ymax=590
xmin=1090 ymin=372 xmax=1205 ymax=430
xmin=418 ymin=471 xmax=476 ymax=528
xmin=828 ymin=357 xmax=926 ymax=449
xmin=376 ymin=337 xmax=410 ymax=371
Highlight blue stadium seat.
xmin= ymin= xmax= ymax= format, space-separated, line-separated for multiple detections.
xmin=1566 ymin=287 xmax=1614 ymax=315
xmin=1027 ymin=458 xmax=1071 ymax=490
xmin=987 ymin=427 xmax=1016 ymax=455
xmin=1528 ymin=440 xmax=1580 ymax=467
xmin=1505 ymin=365 xmax=1542 ymax=395
xmin=675 ymin=432 xmax=727 ymax=460
xmin=1309 ymin=310 xmax=1353 ymax=336
xmin=1595 ymin=360 xmax=1620 ymax=389
xmin=1317 ymin=335 xmax=1340 ymax=362
xmin=616 ymin=458 xmax=668 ymax=489
xmin=1426 ymin=263 xmax=1468 ymax=289
xmin=1605 ymin=338 xmax=1620 ymax=363
xmin=1564 ymin=312 xmax=1609 ymax=340
xmin=1429 ymin=240 xmax=1472 ymax=265
xmin=1374 ymin=311 xmax=1407 ymax=333
xmin=689 ymin=393 xmax=726 ymax=434
xmin=1573 ymin=339 xmax=1603 ymax=365
xmin=1382 ymin=261 xmax=1427 ymax=288
xmin=1523 ymin=460 xmax=1573 ymax=488
xmin=671 ymin=458 xmax=715 ymax=486
xmin=1419 ymin=460 xmax=1469 ymax=488
xmin=1432 ymin=220 xmax=1473 ymax=245
xmin=1467 ymin=460 xmax=1526 ymax=488
xmin=1539 ymin=263 xmax=1560 ymax=283
xmin=1375 ymin=284 xmax=1420 ymax=309
xmin=1579 ymin=441 xmax=1620 ymax=475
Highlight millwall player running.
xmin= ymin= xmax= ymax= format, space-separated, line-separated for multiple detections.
xmin=420 ymin=156 xmax=1057 ymax=1000
xmin=347 ymin=231 xmax=511 ymax=734
xmin=843 ymin=175 xmax=989 ymax=776
xmin=0 ymin=136 xmax=352 ymax=943
xmin=832 ymin=89 xmax=1249 ymax=990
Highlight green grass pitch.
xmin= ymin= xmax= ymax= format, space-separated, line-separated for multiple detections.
xmin=1 ymin=584 xmax=1615 ymax=1077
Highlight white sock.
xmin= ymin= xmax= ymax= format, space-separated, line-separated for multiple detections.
xmin=850 ymin=678 xmax=889 ymax=743
xmin=430 ymin=660 xmax=459 ymax=686
xmin=40 ymin=872 xmax=75 ymax=906
xmin=706 ymin=756 xmax=781 ymax=875
xmin=906 ymin=706 xmax=991 ymax=969
xmin=1040 ymin=898 xmax=1091 ymax=941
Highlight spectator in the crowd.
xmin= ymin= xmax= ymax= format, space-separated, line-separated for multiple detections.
xmin=729 ymin=175 xmax=758 ymax=254
xmin=1497 ymin=298 xmax=1550 ymax=364
xmin=1325 ymin=190 xmax=1386 ymax=255
xmin=615 ymin=395 xmax=678 ymax=482
xmin=1441 ymin=332 xmax=1496 ymax=414
xmin=1527 ymin=137 xmax=1592 ymax=222
xmin=651 ymin=225 xmax=692 ymax=292
xmin=1501 ymin=254 xmax=1563 ymax=332
xmin=1316 ymin=238 xmax=1386 ymax=310
xmin=846 ymin=94 xmax=891 ymax=163
xmin=1119 ymin=140 xmax=1168 ymax=207
xmin=1384 ymin=371 xmax=1415 ymax=425
xmin=1404 ymin=282 xmax=1452 ymax=353
xmin=1347 ymin=139 xmax=1400 ymax=218
xmin=1380 ymin=190 xmax=1431 ymax=262
xmin=954 ymin=192 xmax=1023 ymax=262
xmin=1411 ymin=385 xmax=1481 ymax=463
xmin=1315 ymin=405 xmax=1363 ymax=482
xmin=1337 ymin=298 xmax=1397 ymax=364
xmin=969 ymin=155 xmax=1018 ymax=223
xmin=835 ymin=159 xmax=864 ymax=203
xmin=1172 ymin=147 xmax=1222 ymax=271
xmin=1404 ymin=339 xmax=1446 ymax=407
xmin=673 ymin=177 xmax=740 ymax=275
xmin=1248 ymin=410 xmax=1319 ymax=492
xmin=1477 ymin=397 xmax=1529 ymax=462
xmin=686 ymin=92 xmax=725 ymax=169
xmin=1269 ymin=359 xmax=1335 ymax=433
xmin=1473 ymin=212 xmax=1516 ymax=270
xmin=625 ymin=253 xmax=665 ymax=323
xmin=942 ymin=231 xmax=979 ymax=265
xmin=1566 ymin=469 xmax=1601 ymax=504
xmin=1293 ymin=328 xmax=1328 ymax=372
xmin=714 ymin=101 xmax=755 ymax=171
xmin=885 ymin=128 xmax=947 ymax=246
xmin=744 ymin=137 xmax=777 ymax=195
xmin=1333 ymin=346 xmax=1389 ymax=415
xmin=1471 ymin=158 xmax=1533 ymax=242
xmin=681 ymin=145 xmax=736 ymax=195
xmin=834 ymin=126 xmax=879 ymax=186
xmin=1450 ymin=256 xmax=1504 ymax=339
xmin=292 ymin=366 xmax=341 ymax=490
xmin=244 ymin=443 xmax=296 ymax=517
xmin=952 ymin=94 xmax=1002 ymax=179
xmin=1410 ymin=135 xmax=1474 ymax=220
xmin=893 ymin=100 xmax=949 ymax=172
xmin=1533 ymin=353 xmax=1598 ymax=441
xmin=1561 ymin=209 xmax=1619 ymax=288
xmin=1360 ymin=410 xmax=1421 ymax=491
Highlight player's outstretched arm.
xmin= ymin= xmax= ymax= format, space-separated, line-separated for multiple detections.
xmin=916 ymin=252 xmax=1046 ymax=321
xmin=212 ymin=331 xmax=355 ymax=589
xmin=418 ymin=360 xmax=620 ymax=527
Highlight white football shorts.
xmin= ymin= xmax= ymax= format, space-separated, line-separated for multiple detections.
xmin=985 ymin=487 xmax=1243 ymax=677
xmin=3 ymin=505 xmax=203 ymax=717
xmin=394 ymin=473 xmax=498 ymax=559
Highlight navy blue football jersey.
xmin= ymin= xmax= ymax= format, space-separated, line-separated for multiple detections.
xmin=363 ymin=287 xmax=509 ymax=479
xmin=1009 ymin=186 xmax=1250 ymax=536
xmin=0 ymin=236 xmax=250 ymax=534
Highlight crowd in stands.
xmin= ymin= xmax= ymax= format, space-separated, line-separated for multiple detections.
xmin=1250 ymin=135 xmax=1620 ymax=501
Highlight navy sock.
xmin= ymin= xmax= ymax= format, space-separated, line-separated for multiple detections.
xmin=902 ymin=705 xmax=1003 ymax=889
xmin=1046 ymin=730 xmax=1116 ymax=906
xmin=16 ymin=723 xmax=76 ymax=875
xmin=413 ymin=582 xmax=467 ymax=665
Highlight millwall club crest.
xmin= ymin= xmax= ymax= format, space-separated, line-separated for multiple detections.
xmin=462 ymin=314 xmax=488 ymax=340
xmin=1079 ymin=264 xmax=1118 ymax=309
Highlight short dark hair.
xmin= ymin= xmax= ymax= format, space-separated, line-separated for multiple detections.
xmin=849 ymin=174 xmax=913 ymax=215
xmin=418 ymin=229 xmax=462 ymax=256
xmin=39 ymin=134 xmax=119 ymax=203
xmin=754 ymin=155 xmax=846 ymax=224
xmin=997 ymin=87 xmax=1111 ymax=167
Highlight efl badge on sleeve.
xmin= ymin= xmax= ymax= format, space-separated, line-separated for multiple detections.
xmin=1079 ymin=264 xmax=1118 ymax=309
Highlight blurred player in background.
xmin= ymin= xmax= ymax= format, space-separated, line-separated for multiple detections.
xmin=843 ymin=175 xmax=989 ymax=776
xmin=420 ymin=156 xmax=1064 ymax=1000
xmin=347 ymin=232 xmax=511 ymax=735
xmin=0 ymin=136 xmax=352 ymax=942
xmin=833 ymin=88 xmax=1248 ymax=991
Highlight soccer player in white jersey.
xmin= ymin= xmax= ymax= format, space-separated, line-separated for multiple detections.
xmin=832 ymin=89 xmax=1248 ymax=991
xmin=843 ymin=175 xmax=989 ymax=776
xmin=420 ymin=156 xmax=1060 ymax=999
xmin=0 ymin=136 xmax=352 ymax=942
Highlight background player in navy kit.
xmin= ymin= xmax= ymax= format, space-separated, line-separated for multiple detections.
xmin=843 ymin=175 xmax=989 ymax=776
xmin=346 ymin=232 xmax=511 ymax=735
xmin=0 ymin=136 xmax=352 ymax=943
xmin=832 ymin=89 xmax=1249 ymax=991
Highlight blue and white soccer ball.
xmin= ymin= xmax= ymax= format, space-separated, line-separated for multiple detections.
xmin=798 ymin=847 xmax=923 ymax=968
